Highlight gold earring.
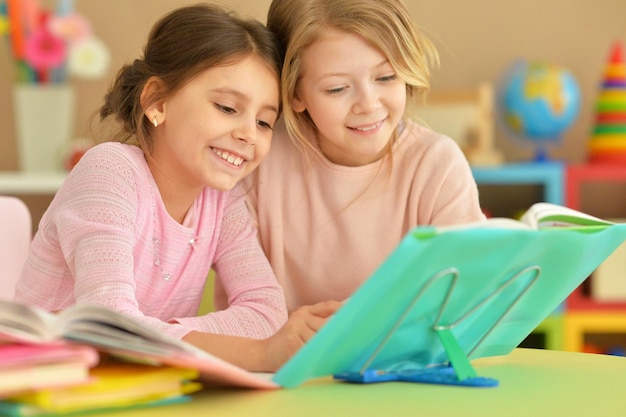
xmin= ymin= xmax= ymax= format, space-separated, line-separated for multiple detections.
xmin=152 ymin=116 xmax=159 ymax=128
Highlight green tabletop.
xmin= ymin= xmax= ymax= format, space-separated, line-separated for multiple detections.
xmin=88 ymin=348 xmax=625 ymax=417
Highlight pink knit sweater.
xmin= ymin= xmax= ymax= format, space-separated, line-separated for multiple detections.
xmin=15 ymin=142 xmax=287 ymax=340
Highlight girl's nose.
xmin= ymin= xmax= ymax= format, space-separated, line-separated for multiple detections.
xmin=352 ymin=85 xmax=381 ymax=114
xmin=233 ymin=118 xmax=257 ymax=144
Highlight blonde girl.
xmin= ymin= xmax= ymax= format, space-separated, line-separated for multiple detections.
xmin=238 ymin=0 xmax=485 ymax=312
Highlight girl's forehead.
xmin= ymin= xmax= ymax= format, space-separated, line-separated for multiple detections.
xmin=299 ymin=30 xmax=389 ymax=73
xmin=304 ymin=28 xmax=387 ymax=58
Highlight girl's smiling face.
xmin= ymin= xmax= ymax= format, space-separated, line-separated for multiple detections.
xmin=149 ymin=53 xmax=279 ymax=195
xmin=293 ymin=28 xmax=406 ymax=166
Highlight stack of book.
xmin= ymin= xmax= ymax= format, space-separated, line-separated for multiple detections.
xmin=0 ymin=349 xmax=201 ymax=416
xmin=0 ymin=300 xmax=254 ymax=416
xmin=0 ymin=343 xmax=98 ymax=399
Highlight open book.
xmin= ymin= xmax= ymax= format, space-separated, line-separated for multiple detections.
xmin=4 ymin=203 xmax=625 ymax=389
xmin=439 ymin=202 xmax=613 ymax=231
xmin=0 ymin=302 xmax=276 ymax=389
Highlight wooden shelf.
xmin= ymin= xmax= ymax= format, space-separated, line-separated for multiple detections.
xmin=567 ymin=287 xmax=626 ymax=311
xmin=564 ymin=312 xmax=626 ymax=352
xmin=565 ymin=163 xmax=626 ymax=312
xmin=472 ymin=161 xmax=564 ymax=205
xmin=473 ymin=162 xmax=626 ymax=352
xmin=566 ymin=163 xmax=626 ymax=210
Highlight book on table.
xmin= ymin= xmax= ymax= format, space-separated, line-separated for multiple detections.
xmin=0 ymin=301 xmax=277 ymax=389
xmin=0 ymin=344 xmax=99 ymax=398
xmin=0 ymin=358 xmax=202 ymax=417
xmin=2 ymin=202 xmax=625 ymax=389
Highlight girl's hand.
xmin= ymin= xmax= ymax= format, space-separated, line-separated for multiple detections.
xmin=182 ymin=300 xmax=342 ymax=372
xmin=261 ymin=300 xmax=343 ymax=372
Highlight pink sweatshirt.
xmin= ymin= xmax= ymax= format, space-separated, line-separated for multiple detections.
xmin=15 ymin=142 xmax=287 ymax=340
xmin=236 ymin=119 xmax=485 ymax=312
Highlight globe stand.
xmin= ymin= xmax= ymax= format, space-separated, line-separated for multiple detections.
xmin=533 ymin=146 xmax=550 ymax=162
xmin=530 ymin=135 xmax=562 ymax=163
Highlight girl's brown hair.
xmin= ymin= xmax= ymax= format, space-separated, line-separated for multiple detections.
xmin=99 ymin=3 xmax=281 ymax=157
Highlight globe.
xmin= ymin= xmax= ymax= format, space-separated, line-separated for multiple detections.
xmin=499 ymin=60 xmax=581 ymax=161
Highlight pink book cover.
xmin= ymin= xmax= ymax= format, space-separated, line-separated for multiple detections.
xmin=0 ymin=344 xmax=100 ymax=398
xmin=0 ymin=343 xmax=99 ymax=368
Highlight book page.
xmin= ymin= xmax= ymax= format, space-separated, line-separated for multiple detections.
xmin=521 ymin=202 xmax=613 ymax=229
xmin=56 ymin=305 xmax=205 ymax=357
xmin=430 ymin=217 xmax=531 ymax=234
xmin=55 ymin=305 xmax=279 ymax=388
xmin=0 ymin=300 xmax=59 ymax=343
xmin=433 ymin=203 xmax=614 ymax=234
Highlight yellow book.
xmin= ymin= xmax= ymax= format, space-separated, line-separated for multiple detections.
xmin=8 ymin=360 xmax=201 ymax=414
xmin=0 ymin=396 xmax=190 ymax=417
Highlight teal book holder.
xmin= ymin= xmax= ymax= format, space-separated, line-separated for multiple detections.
xmin=272 ymin=221 xmax=626 ymax=388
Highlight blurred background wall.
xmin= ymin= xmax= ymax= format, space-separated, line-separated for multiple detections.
xmin=1 ymin=0 xmax=624 ymax=168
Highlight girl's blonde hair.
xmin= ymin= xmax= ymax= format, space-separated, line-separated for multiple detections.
xmin=268 ymin=0 xmax=439 ymax=157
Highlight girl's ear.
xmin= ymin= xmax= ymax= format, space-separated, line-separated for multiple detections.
xmin=141 ymin=77 xmax=166 ymax=125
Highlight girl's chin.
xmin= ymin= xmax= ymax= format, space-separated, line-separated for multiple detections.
xmin=203 ymin=175 xmax=239 ymax=192
xmin=320 ymin=139 xmax=389 ymax=165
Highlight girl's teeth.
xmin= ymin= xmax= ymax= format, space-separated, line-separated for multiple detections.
xmin=353 ymin=121 xmax=382 ymax=131
xmin=214 ymin=149 xmax=244 ymax=166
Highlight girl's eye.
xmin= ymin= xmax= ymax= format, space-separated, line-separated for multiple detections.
xmin=326 ymin=86 xmax=346 ymax=95
xmin=257 ymin=120 xmax=274 ymax=130
xmin=378 ymin=74 xmax=397 ymax=82
xmin=215 ymin=103 xmax=236 ymax=114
